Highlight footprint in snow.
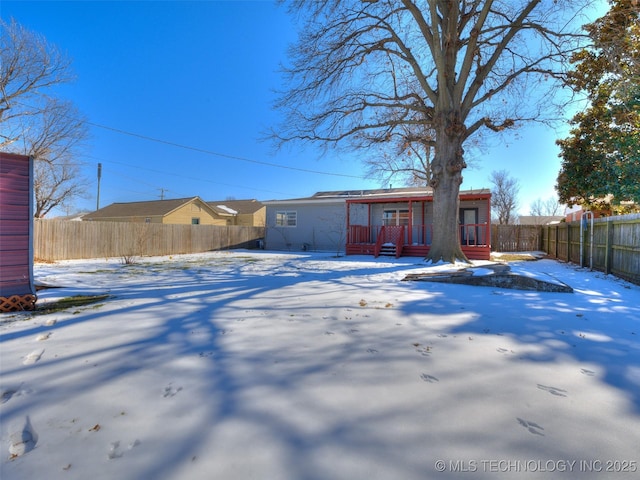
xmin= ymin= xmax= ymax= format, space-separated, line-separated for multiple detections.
xmin=1 ymin=385 xmax=31 ymax=404
xmin=537 ymin=384 xmax=568 ymax=397
xmin=517 ymin=418 xmax=545 ymax=436
xmin=366 ymin=348 xmax=378 ymax=354
xmin=23 ymin=349 xmax=44 ymax=365
xmin=108 ymin=439 xmax=141 ymax=460
xmin=9 ymin=416 xmax=38 ymax=458
xmin=580 ymin=368 xmax=596 ymax=376
xmin=2 ymin=389 xmax=18 ymax=404
xmin=420 ymin=373 xmax=439 ymax=383
xmin=36 ymin=332 xmax=51 ymax=341
xmin=163 ymin=385 xmax=182 ymax=398
xmin=108 ymin=441 xmax=123 ymax=459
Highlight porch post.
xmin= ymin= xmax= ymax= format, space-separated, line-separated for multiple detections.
xmin=422 ymin=201 xmax=426 ymax=245
xmin=368 ymin=203 xmax=372 ymax=242
xmin=407 ymin=200 xmax=413 ymax=245
xmin=346 ymin=202 xmax=351 ymax=244
xmin=487 ymin=194 xmax=491 ymax=248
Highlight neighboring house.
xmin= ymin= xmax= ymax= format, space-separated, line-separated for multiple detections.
xmin=50 ymin=212 xmax=90 ymax=221
xmin=518 ymin=215 xmax=564 ymax=225
xmin=206 ymin=199 xmax=265 ymax=227
xmin=264 ymin=187 xmax=492 ymax=260
xmin=564 ymin=203 xmax=609 ymax=223
xmin=564 ymin=196 xmax=638 ymax=222
xmin=0 ymin=152 xmax=37 ymax=311
xmin=84 ymin=197 xmax=232 ymax=225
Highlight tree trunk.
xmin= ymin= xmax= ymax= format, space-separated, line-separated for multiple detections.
xmin=426 ymin=115 xmax=469 ymax=264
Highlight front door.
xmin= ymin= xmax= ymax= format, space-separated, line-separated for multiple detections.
xmin=459 ymin=208 xmax=478 ymax=245
xmin=382 ymin=209 xmax=409 ymax=245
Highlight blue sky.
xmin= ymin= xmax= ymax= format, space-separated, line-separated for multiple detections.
xmin=2 ymin=0 xmax=606 ymax=216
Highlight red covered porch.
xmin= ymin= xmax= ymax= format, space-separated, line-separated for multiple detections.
xmin=345 ymin=190 xmax=491 ymax=260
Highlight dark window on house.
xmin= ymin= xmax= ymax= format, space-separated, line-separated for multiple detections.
xmin=191 ymin=218 xmax=200 ymax=225
xmin=276 ymin=211 xmax=297 ymax=227
xmin=145 ymin=217 xmax=151 ymax=223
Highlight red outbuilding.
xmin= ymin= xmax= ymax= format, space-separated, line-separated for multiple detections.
xmin=0 ymin=152 xmax=37 ymax=311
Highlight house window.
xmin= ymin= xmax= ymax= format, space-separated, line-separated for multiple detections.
xmin=145 ymin=217 xmax=151 ymax=223
xmin=383 ymin=209 xmax=409 ymax=226
xmin=191 ymin=218 xmax=200 ymax=225
xmin=276 ymin=211 xmax=297 ymax=227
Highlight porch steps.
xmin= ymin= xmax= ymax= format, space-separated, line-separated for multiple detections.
xmin=378 ymin=245 xmax=397 ymax=257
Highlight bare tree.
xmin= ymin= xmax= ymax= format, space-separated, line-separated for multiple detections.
xmin=274 ymin=0 xmax=589 ymax=262
xmin=1 ymin=18 xmax=88 ymax=216
xmin=490 ymin=170 xmax=520 ymax=225
xmin=33 ymin=154 xmax=86 ymax=218
xmin=24 ymin=99 xmax=89 ymax=217
xmin=530 ymin=196 xmax=562 ymax=216
xmin=1 ymin=18 xmax=73 ymax=148
xmin=364 ymin=119 xmax=435 ymax=186
xmin=529 ymin=198 xmax=545 ymax=216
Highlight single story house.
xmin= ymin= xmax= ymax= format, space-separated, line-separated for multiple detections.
xmin=0 ymin=152 xmax=37 ymax=311
xmin=206 ymin=199 xmax=265 ymax=227
xmin=84 ymin=197 xmax=233 ymax=226
xmin=264 ymin=187 xmax=491 ymax=260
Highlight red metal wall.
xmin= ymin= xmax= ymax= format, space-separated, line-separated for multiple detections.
xmin=0 ymin=152 xmax=35 ymax=299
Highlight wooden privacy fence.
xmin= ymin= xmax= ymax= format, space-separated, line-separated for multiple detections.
xmin=541 ymin=213 xmax=640 ymax=285
xmin=34 ymin=220 xmax=265 ymax=262
xmin=491 ymin=225 xmax=542 ymax=252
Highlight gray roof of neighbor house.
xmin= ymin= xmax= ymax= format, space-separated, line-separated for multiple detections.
xmin=83 ymin=197 xmax=219 ymax=220
xmin=206 ymin=199 xmax=264 ymax=215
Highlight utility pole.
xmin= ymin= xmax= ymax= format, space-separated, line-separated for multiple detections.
xmin=96 ymin=163 xmax=102 ymax=210
xmin=159 ymin=188 xmax=166 ymax=200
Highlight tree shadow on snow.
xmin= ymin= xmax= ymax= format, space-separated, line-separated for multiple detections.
xmin=1 ymin=253 xmax=438 ymax=480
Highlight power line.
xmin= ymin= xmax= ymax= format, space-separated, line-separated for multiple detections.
xmin=14 ymin=100 xmax=367 ymax=180
xmin=85 ymin=120 xmax=366 ymax=179
xmin=96 ymin=157 xmax=293 ymax=196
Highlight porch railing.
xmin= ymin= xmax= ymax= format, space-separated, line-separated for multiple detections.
xmin=460 ymin=223 xmax=490 ymax=246
xmin=348 ymin=225 xmax=372 ymax=244
xmin=373 ymin=225 xmax=405 ymax=258
xmin=348 ymin=223 xmax=490 ymax=247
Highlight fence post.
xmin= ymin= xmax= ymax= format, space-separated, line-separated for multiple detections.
xmin=604 ymin=219 xmax=614 ymax=275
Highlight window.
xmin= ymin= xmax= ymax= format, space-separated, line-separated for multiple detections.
xmin=276 ymin=211 xmax=297 ymax=227
xmin=145 ymin=217 xmax=151 ymax=223
xmin=191 ymin=217 xmax=200 ymax=225
xmin=383 ymin=209 xmax=409 ymax=226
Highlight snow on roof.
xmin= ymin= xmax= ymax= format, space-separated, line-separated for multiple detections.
xmin=216 ymin=205 xmax=238 ymax=215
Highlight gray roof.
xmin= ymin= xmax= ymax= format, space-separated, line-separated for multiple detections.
xmin=265 ymin=187 xmax=490 ymax=203
xmin=312 ymin=187 xmax=434 ymax=198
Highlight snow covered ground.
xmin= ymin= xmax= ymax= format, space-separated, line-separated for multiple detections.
xmin=1 ymin=251 xmax=639 ymax=479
